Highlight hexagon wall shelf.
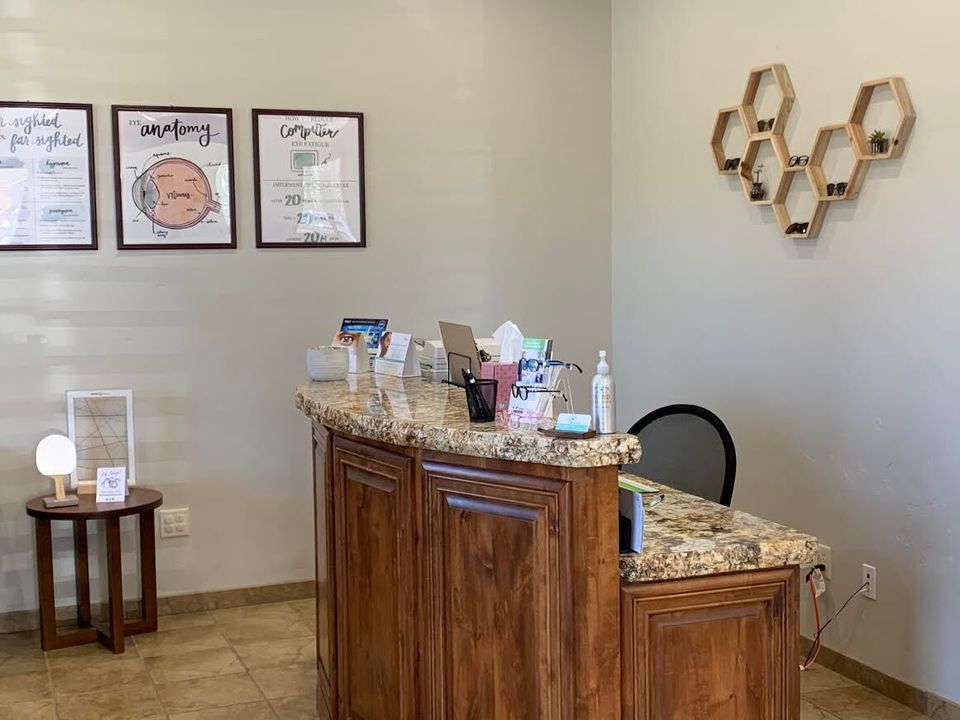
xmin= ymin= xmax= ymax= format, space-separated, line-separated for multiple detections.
xmin=711 ymin=64 xmax=915 ymax=239
xmin=848 ymin=77 xmax=916 ymax=160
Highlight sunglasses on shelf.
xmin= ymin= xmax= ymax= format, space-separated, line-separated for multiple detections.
xmin=826 ymin=182 xmax=848 ymax=197
xmin=786 ymin=222 xmax=810 ymax=235
xmin=789 ymin=155 xmax=809 ymax=167
xmin=723 ymin=157 xmax=741 ymax=171
xmin=757 ymin=118 xmax=776 ymax=132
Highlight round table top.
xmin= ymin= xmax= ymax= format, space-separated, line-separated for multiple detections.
xmin=26 ymin=487 xmax=163 ymax=520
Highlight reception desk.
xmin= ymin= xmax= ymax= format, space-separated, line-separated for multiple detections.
xmin=296 ymin=377 xmax=817 ymax=720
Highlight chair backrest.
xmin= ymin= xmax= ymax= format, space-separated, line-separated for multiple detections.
xmin=623 ymin=404 xmax=736 ymax=507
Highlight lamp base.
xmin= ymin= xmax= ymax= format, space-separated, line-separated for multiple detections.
xmin=43 ymin=495 xmax=79 ymax=508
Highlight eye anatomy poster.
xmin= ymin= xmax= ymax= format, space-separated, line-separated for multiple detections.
xmin=112 ymin=106 xmax=237 ymax=249
xmin=252 ymin=109 xmax=365 ymax=248
xmin=0 ymin=102 xmax=97 ymax=250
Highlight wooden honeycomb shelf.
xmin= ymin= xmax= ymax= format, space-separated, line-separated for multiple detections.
xmin=711 ymin=65 xmax=915 ymax=239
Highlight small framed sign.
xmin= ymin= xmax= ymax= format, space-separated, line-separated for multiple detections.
xmin=112 ymin=105 xmax=237 ymax=249
xmin=252 ymin=109 xmax=365 ymax=248
xmin=0 ymin=101 xmax=98 ymax=251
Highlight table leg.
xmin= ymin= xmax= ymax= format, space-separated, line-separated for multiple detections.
xmin=34 ymin=518 xmax=57 ymax=652
xmin=101 ymin=516 xmax=125 ymax=653
xmin=73 ymin=520 xmax=91 ymax=628
xmin=138 ymin=510 xmax=158 ymax=633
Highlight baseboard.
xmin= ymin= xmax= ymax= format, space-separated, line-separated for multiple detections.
xmin=0 ymin=580 xmax=315 ymax=634
xmin=802 ymin=637 xmax=960 ymax=720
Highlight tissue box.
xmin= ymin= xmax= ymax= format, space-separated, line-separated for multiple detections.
xmin=480 ymin=362 xmax=518 ymax=415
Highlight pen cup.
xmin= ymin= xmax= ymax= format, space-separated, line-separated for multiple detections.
xmin=465 ymin=379 xmax=498 ymax=423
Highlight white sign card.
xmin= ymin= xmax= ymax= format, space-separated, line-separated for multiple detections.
xmin=0 ymin=102 xmax=97 ymax=250
xmin=252 ymin=110 xmax=365 ymax=248
xmin=112 ymin=105 xmax=236 ymax=249
xmin=374 ymin=332 xmax=420 ymax=378
xmin=96 ymin=467 xmax=127 ymax=503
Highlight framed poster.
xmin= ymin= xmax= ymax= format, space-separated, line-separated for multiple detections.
xmin=112 ymin=105 xmax=236 ymax=249
xmin=66 ymin=389 xmax=137 ymax=492
xmin=252 ymin=109 xmax=365 ymax=248
xmin=0 ymin=101 xmax=97 ymax=250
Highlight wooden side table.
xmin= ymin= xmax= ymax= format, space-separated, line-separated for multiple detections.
xmin=25 ymin=488 xmax=163 ymax=654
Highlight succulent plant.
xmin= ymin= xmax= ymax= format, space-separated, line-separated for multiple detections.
xmin=869 ymin=129 xmax=887 ymax=143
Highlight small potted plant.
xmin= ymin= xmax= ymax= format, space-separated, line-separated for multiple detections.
xmin=869 ymin=129 xmax=889 ymax=155
xmin=750 ymin=162 xmax=766 ymax=201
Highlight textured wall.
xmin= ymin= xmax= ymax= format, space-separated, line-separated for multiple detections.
xmin=0 ymin=0 xmax=612 ymax=612
xmin=613 ymin=0 xmax=958 ymax=703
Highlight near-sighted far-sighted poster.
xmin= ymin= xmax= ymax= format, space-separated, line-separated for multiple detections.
xmin=0 ymin=102 xmax=98 ymax=250
xmin=252 ymin=109 xmax=365 ymax=248
xmin=112 ymin=105 xmax=236 ymax=249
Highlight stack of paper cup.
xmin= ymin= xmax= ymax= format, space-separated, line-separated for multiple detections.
xmin=307 ymin=346 xmax=349 ymax=381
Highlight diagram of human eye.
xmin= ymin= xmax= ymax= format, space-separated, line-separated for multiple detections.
xmin=132 ymin=158 xmax=221 ymax=230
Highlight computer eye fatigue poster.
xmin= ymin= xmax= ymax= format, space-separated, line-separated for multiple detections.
xmin=112 ymin=105 xmax=237 ymax=249
xmin=0 ymin=102 xmax=98 ymax=250
xmin=252 ymin=109 xmax=365 ymax=248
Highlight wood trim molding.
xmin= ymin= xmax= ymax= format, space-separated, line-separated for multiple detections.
xmin=801 ymin=638 xmax=960 ymax=720
xmin=0 ymin=580 xmax=315 ymax=634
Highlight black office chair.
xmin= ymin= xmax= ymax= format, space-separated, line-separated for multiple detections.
xmin=623 ymin=404 xmax=737 ymax=507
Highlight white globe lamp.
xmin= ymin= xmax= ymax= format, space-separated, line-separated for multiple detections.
xmin=36 ymin=434 xmax=79 ymax=508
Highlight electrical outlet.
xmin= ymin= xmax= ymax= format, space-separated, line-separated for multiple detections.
xmin=818 ymin=543 xmax=832 ymax=580
xmin=862 ymin=563 xmax=877 ymax=600
xmin=159 ymin=507 xmax=190 ymax=538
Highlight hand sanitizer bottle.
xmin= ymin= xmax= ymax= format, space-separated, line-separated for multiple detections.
xmin=591 ymin=351 xmax=616 ymax=434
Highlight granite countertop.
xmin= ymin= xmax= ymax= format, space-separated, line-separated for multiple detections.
xmin=620 ymin=475 xmax=818 ymax=583
xmin=295 ymin=376 xmax=642 ymax=468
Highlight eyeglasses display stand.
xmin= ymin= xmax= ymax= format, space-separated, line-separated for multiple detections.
xmin=711 ymin=63 xmax=916 ymax=239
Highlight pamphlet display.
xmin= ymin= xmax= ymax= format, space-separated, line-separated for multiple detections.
xmin=374 ymin=332 xmax=420 ymax=378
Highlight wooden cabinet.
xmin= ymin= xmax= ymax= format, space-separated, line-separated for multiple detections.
xmin=421 ymin=461 xmax=573 ymax=719
xmin=331 ymin=436 xmax=418 ymax=720
xmin=312 ymin=425 xmax=336 ymax=719
xmin=621 ymin=568 xmax=800 ymax=720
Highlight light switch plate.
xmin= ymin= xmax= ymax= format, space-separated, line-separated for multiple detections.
xmin=159 ymin=507 xmax=190 ymax=538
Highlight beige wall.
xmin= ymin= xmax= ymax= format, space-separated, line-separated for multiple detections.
xmin=613 ymin=0 xmax=958 ymax=703
xmin=0 ymin=0 xmax=612 ymax=612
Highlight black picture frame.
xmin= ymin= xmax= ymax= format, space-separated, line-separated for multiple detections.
xmin=112 ymin=105 xmax=237 ymax=250
xmin=252 ymin=108 xmax=365 ymax=249
xmin=0 ymin=101 xmax=98 ymax=251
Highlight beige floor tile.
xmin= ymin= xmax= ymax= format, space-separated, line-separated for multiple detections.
xmin=802 ymin=699 xmax=843 ymax=719
xmin=51 ymin=655 xmax=147 ymax=696
xmin=217 ymin=616 xmax=313 ymax=645
xmin=250 ymin=663 xmax=317 ymax=700
xmin=158 ymin=611 xmax=215 ymax=632
xmin=46 ymin=639 xmax=132 ymax=666
xmin=801 ymin=664 xmax=860 ymax=694
xmin=287 ymin=600 xmax=317 ymax=632
xmin=0 ymin=632 xmax=42 ymax=658
xmin=0 ymin=699 xmax=57 ymax=720
xmin=134 ymin=624 xmax=228 ymax=658
xmin=168 ymin=700 xmax=276 ymax=719
xmin=0 ymin=670 xmax=51 ymax=704
xmin=210 ymin=602 xmax=298 ymax=624
xmin=55 ymin=676 xmax=164 ymax=720
xmin=146 ymin=646 xmax=245 ymax=684
xmin=806 ymin=685 xmax=929 ymax=720
xmin=155 ymin=672 xmax=264 ymax=714
xmin=270 ymin=693 xmax=320 ymax=719
xmin=233 ymin=636 xmax=316 ymax=669
xmin=0 ymin=653 xmax=47 ymax=676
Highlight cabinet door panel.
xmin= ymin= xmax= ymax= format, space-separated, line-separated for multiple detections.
xmin=334 ymin=438 xmax=417 ymax=720
xmin=622 ymin=569 xmax=799 ymax=720
xmin=312 ymin=425 xmax=335 ymax=719
xmin=423 ymin=462 xmax=572 ymax=720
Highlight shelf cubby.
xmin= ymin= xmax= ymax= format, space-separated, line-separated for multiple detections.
xmin=739 ymin=63 xmax=796 ymax=138
xmin=808 ymin=123 xmax=869 ymax=202
xmin=772 ymin=171 xmax=828 ymax=239
xmin=711 ymin=106 xmax=746 ymax=174
xmin=738 ymin=134 xmax=789 ymax=205
xmin=848 ymin=77 xmax=916 ymax=161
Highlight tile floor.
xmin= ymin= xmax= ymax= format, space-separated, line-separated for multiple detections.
xmin=0 ymin=599 xmax=931 ymax=719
